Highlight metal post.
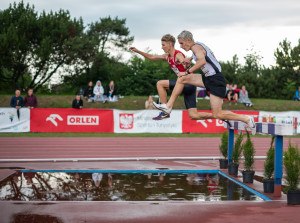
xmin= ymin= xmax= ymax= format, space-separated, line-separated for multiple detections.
xmin=274 ymin=135 xmax=283 ymax=197
xmin=228 ymin=129 xmax=234 ymax=165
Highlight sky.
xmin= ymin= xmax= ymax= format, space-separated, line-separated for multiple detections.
xmin=1 ymin=0 xmax=300 ymax=67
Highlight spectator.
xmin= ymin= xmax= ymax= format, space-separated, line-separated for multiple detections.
xmin=10 ymin=89 xmax=24 ymax=120
xmin=233 ymin=85 xmax=241 ymax=101
xmin=226 ymin=85 xmax=238 ymax=105
xmin=106 ymin=80 xmax=117 ymax=101
xmin=10 ymin=89 xmax=24 ymax=109
xmin=84 ymin=81 xmax=94 ymax=102
xmin=72 ymin=95 xmax=83 ymax=109
xmin=226 ymin=84 xmax=230 ymax=92
xmin=293 ymin=87 xmax=300 ymax=101
xmin=145 ymin=96 xmax=155 ymax=109
xmin=93 ymin=80 xmax=105 ymax=102
xmin=24 ymin=89 xmax=37 ymax=109
xmin=238 ymin=86 xmax=253 ymax=107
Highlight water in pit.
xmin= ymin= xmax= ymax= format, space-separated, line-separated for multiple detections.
xmin=0 ymin=171 xmax=264 ymax=201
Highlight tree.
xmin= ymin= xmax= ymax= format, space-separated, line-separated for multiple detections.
xmin=88 ymin=16 xmax=134 ymax=53
xmin=275 ymin=39 xmax=300 ymax=92
xmin=0 ymin=1 xmax=87 ymax=92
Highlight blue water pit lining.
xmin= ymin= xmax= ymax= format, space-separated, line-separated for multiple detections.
xmin=20 ymin=169 xmax=272 ymax=201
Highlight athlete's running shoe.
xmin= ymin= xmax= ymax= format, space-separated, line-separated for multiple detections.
xmin=246 ymin=115 xmax=256 ymax=135
xmin=152 ymin=102 xmax=172 ymax=114
xmin=152 ymin=112 xmax=170 ymax=120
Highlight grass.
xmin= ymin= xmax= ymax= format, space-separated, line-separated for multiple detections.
xmin=1 ymin=94 xmax=300 ymax=111
xmin=0 ymin=132 xmax=299 ymax=138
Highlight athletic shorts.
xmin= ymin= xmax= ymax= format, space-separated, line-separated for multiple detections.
xmin=202 ymin=72 xmax=226 ymax=99
xmin=169 ymin=80 xmax=196 ymax=109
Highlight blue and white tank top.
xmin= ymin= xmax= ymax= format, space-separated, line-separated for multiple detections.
xmin=192 ymin=41 xmax=221 ymax=76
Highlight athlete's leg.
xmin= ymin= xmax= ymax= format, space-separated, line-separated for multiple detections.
xmin=156 ymin=80 xmax=169 ymax=104
xmin=209 ymin=94 xmax=249 ymax=123
xmin=167 ymin=74 xmax=205 ymax=109
xmin=187 ymin=108 xmax=214 ymax=120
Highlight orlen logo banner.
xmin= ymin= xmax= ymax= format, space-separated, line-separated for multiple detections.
xmin=182 ymin=110 xmax=259 ymax=133
xmin=30 ymin=108 xmax=113 ymax=132
xmin=67 ymin=116 xmax=99 ymax=125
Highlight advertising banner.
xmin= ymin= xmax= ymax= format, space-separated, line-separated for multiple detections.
xmin=259 ymin=111 xmax=300 ymax=134
xmin=182 ymin=110 xmax=259 ymax=133
xmin=30 ymin=108 xmax=114 ymax=133
xmin=0 ymin=107 xmax=30 ymax=132
xmin=113 ymin=109 xmax=182 ymax=133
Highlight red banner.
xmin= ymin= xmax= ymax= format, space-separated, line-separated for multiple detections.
xmin=182 ymin=110 xmax=259 ymax=133
xmin=30 ymin=108 xmax=114 ymax=133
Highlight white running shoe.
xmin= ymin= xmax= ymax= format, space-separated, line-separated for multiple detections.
xmin=246 ymin=115 xmax=256 ymax=135
xmin=152 ymin=102 xmax=172 ymax=114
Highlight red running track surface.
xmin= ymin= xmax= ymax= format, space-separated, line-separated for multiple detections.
xmin=0 ymin=137 xmax=300 ymax=159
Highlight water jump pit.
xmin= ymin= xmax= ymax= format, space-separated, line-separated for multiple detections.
xmin=0 ymin=170 xmax=270 ymax=202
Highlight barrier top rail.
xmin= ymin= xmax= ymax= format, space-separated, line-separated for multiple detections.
xmin=224 ymin=117 xmax=298 ymax=136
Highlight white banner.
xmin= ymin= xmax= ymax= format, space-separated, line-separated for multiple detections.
xmin=0 ymin=108 xmax=30 ymax=132
xmin=113 ymin=109 xmax=183 ymax=133
xmin=259 ymin=111 xmax=300 ymax=134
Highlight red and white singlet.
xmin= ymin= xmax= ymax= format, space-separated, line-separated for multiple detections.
xmin=167 ymin=50 xmax=186 ymax=74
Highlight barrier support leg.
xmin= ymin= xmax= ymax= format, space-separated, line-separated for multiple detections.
xmin=228 ymin=129 xmax=234 ymax=165
xmin=274 ymin=135 xmax=283 ymax=197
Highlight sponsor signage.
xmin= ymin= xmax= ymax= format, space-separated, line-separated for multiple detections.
xmin=182 ymin=110 xmax=259 ymax=133
xmin=30 ymin=108 xmax=113 ymax=132
xmin=114 ymin=109 xmax=182 ymax=133
xmin=67 ymin=116 xmax=99 ymax=125
xmin=0 ymin=107 xmax=30 ymax=132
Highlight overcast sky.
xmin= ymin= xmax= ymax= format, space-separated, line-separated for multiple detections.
xmin=1 ymin=0 xmax=300 ymax=66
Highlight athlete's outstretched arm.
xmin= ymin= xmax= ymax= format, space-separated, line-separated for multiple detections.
xmin=129 ymin=47 xmax=167 ymax=60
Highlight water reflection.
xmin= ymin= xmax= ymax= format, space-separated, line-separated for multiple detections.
xmin=0 ymin=171 xmax=262 ymax=202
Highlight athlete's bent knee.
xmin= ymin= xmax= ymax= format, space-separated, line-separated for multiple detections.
xmin=188 ymin=112 xmax=198 ymax=120
xmin=212 ymin=112 xmax=223 ymax=120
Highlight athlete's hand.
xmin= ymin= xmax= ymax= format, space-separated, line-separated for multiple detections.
xmin=183 ymin=58 xmax=192 ymax=67
xmin=177 ymin=72 xmax=187 ymax=78
xmin=129 ymin=47 xmax=138 ymax=52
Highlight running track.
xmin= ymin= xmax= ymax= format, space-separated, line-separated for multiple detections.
xmin=0 ymin=137 xmax=299 ymax=159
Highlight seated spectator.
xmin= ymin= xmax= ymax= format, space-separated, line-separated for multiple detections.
xmin=10 ymin=89 xmax=24 ymax=120
xmin=293 ymin=87 xmax=300 ymax=101
xmin=233 ymin=85 xmax=241 ymax=101
xmin=226 ymin=84 xmax=230 ymax=92
xmin=93 ymin=80 xmax=106 ymax=103
xmin=24 ymin=89 xmax=37 ymax=109
xmin=238 ymin=86 xmax=253 ymax=107
xmin=145 ymin=96 xmax=155 ymax=109
xmin=106 ymin=80 xmax=118 ymax=101
xmin=72 ymin=95 xmax=83 ymax=109
xmin=226 ymin=85 xmax=238 ymax=105
xmin=84 ymin=81 xmax=94 ymax=102
xmin=10 ymin=89 xmax=24 ymax=109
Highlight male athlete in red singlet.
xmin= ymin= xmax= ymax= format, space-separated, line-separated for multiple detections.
xmin=130 ymin=34 xmax=199 ymax=120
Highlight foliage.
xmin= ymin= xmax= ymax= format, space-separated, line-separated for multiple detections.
xmin=88 ymin=16 xmax=134 ymax=53
xmin=0 ymin=2 xmax=300 ymax=98
xmin=232 ymin=132 xmax=244 ymax=165
xmin=283 ymin=143 xmax=300 ymax=191
xmin=243 ymin=131 xmax=255 ymax=171
xmin=0 ymin=1 xmax=87 ymax=92
xmin=219 ymin=131 xmax=228 ymax=159
xmin=263 ymin=136 xmax=275 ymax=180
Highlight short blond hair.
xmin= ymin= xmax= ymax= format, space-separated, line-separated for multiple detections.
xmin=161 ymin=34 xmax=176 ymax=46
